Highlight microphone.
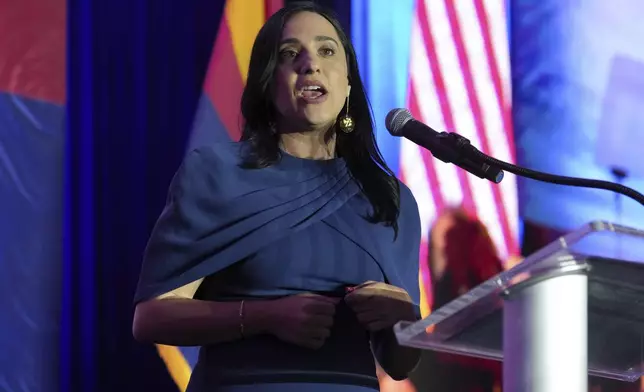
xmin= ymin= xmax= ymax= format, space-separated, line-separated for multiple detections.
xmin=386 ymin=108 xmax=504 ymax=184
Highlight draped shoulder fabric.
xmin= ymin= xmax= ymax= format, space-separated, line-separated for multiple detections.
xmin=134 ymin=141 xmax=421 ymax=307
xmin=135 ymin=141 xmax=367 ymax=302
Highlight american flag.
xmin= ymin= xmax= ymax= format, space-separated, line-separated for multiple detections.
xmin=400 ymin=0 xmax=518 ymax=315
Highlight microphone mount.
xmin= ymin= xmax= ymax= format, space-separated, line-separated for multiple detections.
xmin=433 ymin=131 xmax=504 ymax=184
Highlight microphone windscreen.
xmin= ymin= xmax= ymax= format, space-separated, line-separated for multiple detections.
xmin=385 ymin=108 xmax=413 ymax=136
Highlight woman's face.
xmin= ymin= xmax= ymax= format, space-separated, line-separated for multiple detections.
xmin=273 ymin=11 xmax=350 ymax=132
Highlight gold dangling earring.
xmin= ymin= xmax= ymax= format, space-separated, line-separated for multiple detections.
xmin=338 ymin=93 xmax=355 ymax=134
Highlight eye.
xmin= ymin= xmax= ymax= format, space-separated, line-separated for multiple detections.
xmin=279 ymin=49 xmax=298 ymax=60
xmin=320 ymin=47 xmax=335 ymax=57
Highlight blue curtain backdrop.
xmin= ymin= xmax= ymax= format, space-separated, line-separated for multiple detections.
xmin=62 ymin=1 xmax=224 ymax=391
xmin=511 ymin=0 xmax=644 ymax=233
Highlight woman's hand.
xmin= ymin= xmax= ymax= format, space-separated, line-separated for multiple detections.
xmin=345 ymin=281 xmax=421 ymax=379
xmin=265 ymin=293 xmax=340 ymax=349
xmin=344 ymin=281 xmax=416 ymax=332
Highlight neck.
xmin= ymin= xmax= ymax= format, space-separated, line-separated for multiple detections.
xmin=279 ymin=129 xmax=337 ymax=160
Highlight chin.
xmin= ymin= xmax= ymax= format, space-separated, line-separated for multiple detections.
xmin=306 ymin=117 xmax=335 ymax=127
xmin=299 ymin=112 xmax=336 ymax=129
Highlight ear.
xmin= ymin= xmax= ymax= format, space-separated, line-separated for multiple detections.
xmin=347 ymin=85 xmax=351 ymax=97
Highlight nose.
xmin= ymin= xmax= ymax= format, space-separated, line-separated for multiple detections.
xmin=296 ymin=52 xmax=320 ymax=74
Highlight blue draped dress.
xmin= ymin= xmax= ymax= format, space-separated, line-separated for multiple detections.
xmin=134 ymin=142 xmax=421 ymax=391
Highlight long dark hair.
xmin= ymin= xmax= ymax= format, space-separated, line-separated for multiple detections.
xmin=428 ymin=208 xmax=503 ymax=305
xmin=239 ymin=1 xmax=401 ymax=236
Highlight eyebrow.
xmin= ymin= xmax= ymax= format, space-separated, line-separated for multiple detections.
xmin=279 ymin=35 xmax=340 ymax=47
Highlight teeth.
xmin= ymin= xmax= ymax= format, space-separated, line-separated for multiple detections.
xmin=302 ymin=86 xmax=321 ymax=91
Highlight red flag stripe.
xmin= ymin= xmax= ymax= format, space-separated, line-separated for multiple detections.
xmin=474 ymin=0 xmax=516 ymax=161
xmin=442 ymin=0 xmax=513 ymax=258
xmin=461 ymin=0 xmax=519 ymax=253
xmin=265 ymin=0 xmax=283 ymax=17
xmin=408 ymin=82 xmax=445 ymax=213
xmin=203 ymin=19 xmax=245 ymax=140
xmin=457 ymin=0 xmax=518 ymax=255
xmin=409 ymin=17 xmax=467 ymax=211
xmin=416 ymin=0 xmax=476 ymax=214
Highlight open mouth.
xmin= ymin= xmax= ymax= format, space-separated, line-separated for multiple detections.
xmin=298 ymin=85 xmax=328 ymax=100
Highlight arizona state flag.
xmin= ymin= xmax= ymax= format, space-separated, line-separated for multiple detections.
xmin=0 ymin=0 xmax=66 ymax=391
xmin=188 ymin=0 xmax=284 ymax=148
xmin=156 ymin=1 xmax=283 ymax=391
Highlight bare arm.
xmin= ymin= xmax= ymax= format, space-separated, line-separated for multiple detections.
xmin=132 ymin=278 xmax=273 ymax=346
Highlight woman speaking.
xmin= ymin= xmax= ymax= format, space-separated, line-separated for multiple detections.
xmin=132 ymin=2 xmax=422 ymax=391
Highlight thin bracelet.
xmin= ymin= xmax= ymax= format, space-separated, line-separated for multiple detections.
xmin=239 ymin=300 xmax=245 ymax=339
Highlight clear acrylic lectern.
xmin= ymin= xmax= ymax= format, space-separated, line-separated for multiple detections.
xmin=394 ymin=221 xmax=644 ymax=392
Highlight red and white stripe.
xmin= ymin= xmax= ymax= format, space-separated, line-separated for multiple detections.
xmin=402 ymin=0 xmax=518 ymax=307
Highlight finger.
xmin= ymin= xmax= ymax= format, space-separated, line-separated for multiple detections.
xmin=304 ymin=315 xmax=334 ymax=328
xmin=344 ymin=293 xmax=373 ymax=308
xmin=351 ymin=286 xmax=384 ymax=297
xmin=353 ymin=280 xmax=379 ymax=290
xmin=306 ymin=336 xmax=326 ymax=350
xmin=294 ymin=335 xmax=325 ymax=350
xmin=350 ymin=298 xmax=376 ymax=311
xmin=306 ymin=326 xmax=331 ymax=340
xmin=345 ymin=290 xmax=378 ymax=302
xmin=356 ymin=310 xmax=382 ymax=325
xmin=304 ymin=301 xmax=338 ymax=316
xmin=299 ymin=329 xmax=330 ymax=349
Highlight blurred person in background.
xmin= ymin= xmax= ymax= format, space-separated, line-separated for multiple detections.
xmin=411 ymin=207 xmax=504 ymax=392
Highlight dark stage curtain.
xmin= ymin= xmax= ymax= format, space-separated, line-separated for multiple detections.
xmin=300 ymin=0 xmax=352 ymax=33
xmin=62 ymin=1 xmax=224 ymax=391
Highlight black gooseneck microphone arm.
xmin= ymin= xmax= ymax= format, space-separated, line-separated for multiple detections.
xmin=446 ymin=130 xmax=644 ymax=206
xmin=386 ymin=108 xmax=644 ymax=207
